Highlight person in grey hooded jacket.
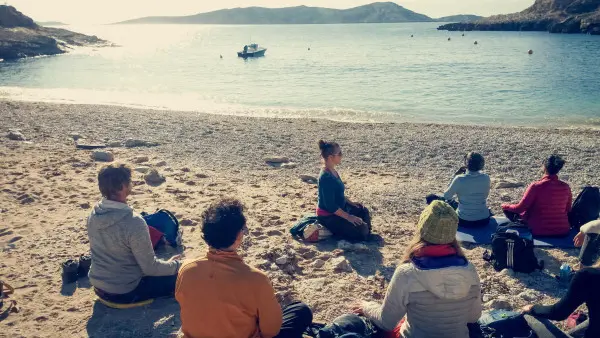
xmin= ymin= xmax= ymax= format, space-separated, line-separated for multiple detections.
xmin=87 ymin=164 xmax=180 ymax=304
xmin=353 ymin=201 xmax=482 ymax=338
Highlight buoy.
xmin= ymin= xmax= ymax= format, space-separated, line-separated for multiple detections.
xmin=528 ymin=49 xmax=533 ymax=55
xmin=220 ymin=54 xmax=223 ymax=59
xmin=462 ymin=33 xmax=465 ymax=36
xmin=308 ymin=47 xmax=311 ymax=51
xmin=474 ymin=41 xmax=478 ymax=45
xmin=448 ymin=37 xmax=451 ymax=41
xmin=411 ymin=34 xmax=414 ymax=37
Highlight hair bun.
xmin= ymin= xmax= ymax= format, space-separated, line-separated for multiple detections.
xmin=318 ymin=140 xmax=326 ymax=150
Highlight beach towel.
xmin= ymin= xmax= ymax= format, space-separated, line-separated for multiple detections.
xmin=456 ymin=216 xmax=579 ymax=248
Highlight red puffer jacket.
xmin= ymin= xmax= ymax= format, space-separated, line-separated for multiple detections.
xmin=502 ymin=175 xmax=572 ymax=236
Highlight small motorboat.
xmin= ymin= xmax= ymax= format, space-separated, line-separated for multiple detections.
xmin=238 ymin=44 xmax=267 ymax=58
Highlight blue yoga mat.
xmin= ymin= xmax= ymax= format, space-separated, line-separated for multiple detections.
xmin=456 ymin=216 xmax=579 ymax=248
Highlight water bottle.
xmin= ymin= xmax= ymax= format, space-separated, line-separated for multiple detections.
xmin=559 ymin=263 xmax=572 ymax=284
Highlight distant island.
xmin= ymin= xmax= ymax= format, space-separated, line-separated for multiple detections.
xmin=0 ymin=5 xmax=109 ymax=60
xmin=117 ymin=2 xmax=480 ymax=25
xmin=36 ymin=21 xmax=67 ymax=26
xmin=438 ymin=0 xmax=600 ymax=35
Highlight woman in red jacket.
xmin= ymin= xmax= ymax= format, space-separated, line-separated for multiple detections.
xmin=502 ymin=155 xmax=572 ymax=237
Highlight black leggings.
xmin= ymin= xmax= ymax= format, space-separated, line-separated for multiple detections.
xmin=318 ymin=204 xmax=371 ymax=242
xmin=275 ymin=302 xmax=313 ymax=338
xmin=95 ymin=274 xmax=177 ymax=304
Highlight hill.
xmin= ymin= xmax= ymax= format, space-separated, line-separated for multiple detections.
xmin=0 ymin=5 xmax=108 ymax=60
xmin=438 ymin=0 xmax=600 ymax=34
xmin=117 ymin=2 xmax=434 ymax=25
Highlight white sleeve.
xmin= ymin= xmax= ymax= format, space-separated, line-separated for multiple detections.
xmin=362 ymin=264 xmax=412 ymax=331
xmin=580 ymin=220 xmax=600 ymax=234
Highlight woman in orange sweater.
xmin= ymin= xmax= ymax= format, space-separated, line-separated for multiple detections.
xmin=175 ymin=198 xmax=312 ymax=338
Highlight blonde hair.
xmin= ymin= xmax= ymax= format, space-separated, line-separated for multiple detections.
xmin=401 ymin=231 xmax=466 ymax=264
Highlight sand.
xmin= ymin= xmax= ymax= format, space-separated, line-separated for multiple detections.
xmin=1 ymin=100 xmax=599 ymax=337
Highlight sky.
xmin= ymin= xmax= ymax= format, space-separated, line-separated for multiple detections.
xmin=6 ymin=0 xmax=534 ymax=24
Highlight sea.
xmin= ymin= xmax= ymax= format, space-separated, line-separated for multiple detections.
xmin=1 ymin=22 xmax=600 ymax=127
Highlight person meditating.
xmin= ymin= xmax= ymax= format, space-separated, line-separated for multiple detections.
xmin=316 ymin=140 xmax=371 ymax=242
xmin=87 ymin=164 xmax=180 ymax=304
xmin=523 ymin=265 xmax=600 ymax=338
xmin=352 ymin=201 xmax=482 ymax=338
xmin=427 ymin=152 xmax=491 ymax=228
xmin=502 ymin=154 xmax=572 ymax=237
xmin=176 ymin=198 xmax=313 ymax=338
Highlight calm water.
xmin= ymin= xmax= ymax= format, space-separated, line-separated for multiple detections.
xmin=1 ymin=23 xmax=600 ymax=126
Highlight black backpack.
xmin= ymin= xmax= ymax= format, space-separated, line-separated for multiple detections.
xmin=568 ymin=186 xmax=600 ymax=231
xmin=483 ymin=222 xmax=544 ymax=273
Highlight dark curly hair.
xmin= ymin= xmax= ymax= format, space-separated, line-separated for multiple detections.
xmin=465 ymin=152 xmax=485 ymax=172
xmin=544 ymin=154 xmax=565 ymax=175
xmin=201 ymin=198 xmax=247 ymax=249
xmin=318 ymin=139 xmax=340 ymax=159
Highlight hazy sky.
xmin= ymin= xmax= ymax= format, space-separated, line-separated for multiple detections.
xmin=7 ymin=0 xmax=534 ymax=24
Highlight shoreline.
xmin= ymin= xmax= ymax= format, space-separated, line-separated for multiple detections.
xmin=1 ymin=96 xmax=599 ymax=130
xmin=1 ymin=99 xmax=597 ymax=337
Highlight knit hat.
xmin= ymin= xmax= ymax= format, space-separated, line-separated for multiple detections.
xmin=417 ymin=200 xmax=459 ymax=245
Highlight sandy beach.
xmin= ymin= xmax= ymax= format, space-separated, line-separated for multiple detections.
xmin=2 ymin=100 xmax=599 ymax=337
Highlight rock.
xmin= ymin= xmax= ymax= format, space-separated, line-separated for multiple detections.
xmin=311 ymin=259 xmax=325 ymax=268
xmin=155 ymin=161 xmax=167 ymax=167
xmin=180 ymin=219 xmax=196 ymax=226
xmin=519 ymin=290 xmax=541 ymax=302
xmin=299 ymin=175 xmax=318 ymax=184
xmin=495 ymin=180 xmax=525 ymax=189
xmin=264 ymin=156 xmax=290 ymax=164
xmin=281 ymin=162 xmax=297 ymax=169
xmin=275 ymin=256 xmax=289 ymax=265
xmin=485 ymin=299 xmax=512 ymax=310
xmin=17 ymin=193 xmax=35 ymax=204
xmin=7 ymin=130 xmax=25 ymax=141
xmin=337 ymin=240 xmax=369 ymax=252
xmin=134 ymin=166 xmax=151 ymax=173
xmin=133 ymin=155 xmax=149 ymax=163
xmin=270 ymin=263 xmax=278 ymax=271
xmin=68 ymin=132 xmax=82 ymax=141
xmin=124 ymin=138 xmax=159 ymax=148
xmin=144 ymin=169 xmax=166 ymax=185
xmin=337 ymin=240 xmax=354 ymax=251
xmin=107 ymin=141 xmax=122 ymax=148
xmin=331 ymin=256 xmax=352 ymax=273
xmin=482 ymin=294 xmax=492 ymax=303
xmin=501 ymin=194 xmax=512 ymax=202
xmin=181 ymin=167 xmax=191 ymax=173
xmin=79 ymin=202 xmax=91 ymax=209
xmin=91 ymin=151 xmax=114 ymax=162
xmin=500 ymin=268 xmax=516 ymax=277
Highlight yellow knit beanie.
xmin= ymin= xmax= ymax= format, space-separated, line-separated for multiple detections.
xmin=417 ymin=200 xmax=459 ymax=245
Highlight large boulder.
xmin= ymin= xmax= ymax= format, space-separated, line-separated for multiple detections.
xmin=0 ymin=5 xmax=37 ymax=28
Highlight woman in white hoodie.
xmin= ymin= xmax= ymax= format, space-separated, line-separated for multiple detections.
xmin=354 ymin=201 xmax=482 ymax=338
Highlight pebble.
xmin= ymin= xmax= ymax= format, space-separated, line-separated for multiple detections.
xmin=311 ymin=259 xmax=325 ymax=269
xmin=264 ymin=156 xmax=290 ymax=164
xmin=331 ymin=256 xmax=352 ymax=273
xmin=133 ymin=156 xmax=149 ymax=163
xmin=485 ymin=299 xmax=512 ymax=310
xmin=337 ymin=240 xmax=369 ymax=252
xmin=275 ymin=256 xmax=289 ymax=265
xmin=495 ymin=180 xmax=525 ymax=189
xmin=500 ymin=268 xmax=516 ymax=277
xmin=91 ymin=151 xmax=114 ymax=162
xmin=124 ymin=138 xmax=159 ymax=148
xmin=107 ymin=141 xmax=122 ymax=147
xmin=17 ymin=193 xmax=35 ymax=204
xmin=134 ymin=166 xmax=151 ymax=173
xmin=501 ymin=194 xmax=512 ymax=202
xmin=68 ymin=132 xmax=83 ymax=141
xmin=482 ymin=294 xmax=492 ymax=303
xmin=7 ymin=130 xmax=26 ymax=141
xmin=281 ymin=162 xmax=297 ymax=169
xmin=144 ymin=169 xmax=166 ymax=185
xmin=80 ymin=202 xmax=91 ymax=209
xmin=155 ymin=161 xmax=167 ymax=167
xmin=180 ymin=219 xmax=196 ymax=226
xmin=519 ymin=290 xmax=541 ymax=302
xmin=299 ymin=175 xmax=318 ymax=184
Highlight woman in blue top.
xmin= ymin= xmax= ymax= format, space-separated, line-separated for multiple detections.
xmin=316 ymin=140 xmax=371 ymax=242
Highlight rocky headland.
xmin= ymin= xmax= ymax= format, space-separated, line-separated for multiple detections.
xmin=0 ymin=5 xmax=109 ymax=61
xmin=438 ymin=0 xmax=600 ymax=35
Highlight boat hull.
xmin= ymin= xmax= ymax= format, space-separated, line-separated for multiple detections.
xmin=237 ymin=48 xmax=267 ymax=58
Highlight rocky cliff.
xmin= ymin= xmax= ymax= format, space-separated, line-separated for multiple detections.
xmin=0 ymin=5 xmax=108 ymax=60
xmin=437 ymin=0 xmax=600 ymax=34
